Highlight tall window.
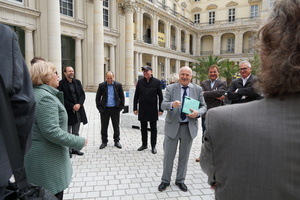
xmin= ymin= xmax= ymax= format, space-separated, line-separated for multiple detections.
xmin=251 ymin=5 xmax=259 ymax=18
xmin=103 ymin=0 xmax=109 ymax=27
xmin=60 ymin=0 xmax=73 ymax=17
xmin=227 ymin=38 xmax=235 ymax=53
xmin=194 ymin=14 xmax=200 ymax=24
xmin=209 ymin=11 xmax=215 ymax=24
xmin=269 ymin=0 xmax=274 ymax=7
xmin=229 ymin=8 xmax=235 ymax=22
xmin=172 ymin=3 xmax=177 ymax=15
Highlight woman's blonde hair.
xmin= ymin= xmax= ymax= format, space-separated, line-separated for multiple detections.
xmin=30 ymin=62 xmax=56 ymax=86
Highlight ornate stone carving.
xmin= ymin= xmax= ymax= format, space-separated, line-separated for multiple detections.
xmin=226 ymin=1 xmax=238 ymax=7
xmin=206 ymin=4 xmax=218 ymax=10
xmin=122 ymin=1 xmax=136 ymax=13
xmin=191 ymin=7 xmax=202 ymax=12
xmin=181 ymin=2 xmax=187 ymax=8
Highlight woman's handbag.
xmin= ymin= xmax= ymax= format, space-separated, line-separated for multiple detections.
xmin=0 ymin=75 xmax=57 ymax=200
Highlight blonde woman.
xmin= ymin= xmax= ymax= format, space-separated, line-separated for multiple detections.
xmin=25 ymin=62 xmax=87 ymax=200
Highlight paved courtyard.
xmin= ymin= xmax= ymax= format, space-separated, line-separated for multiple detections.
xmin=64 ymin=92 xmax=214 ymax=200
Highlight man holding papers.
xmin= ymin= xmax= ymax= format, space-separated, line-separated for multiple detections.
xmin=158 ymin=66 xmax=207 ymax=192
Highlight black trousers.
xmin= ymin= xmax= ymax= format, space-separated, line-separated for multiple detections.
xmin=140 ymin=121 xmax=157 ymax=148
xmin=100 ymin=107 xmax=120 ymax=144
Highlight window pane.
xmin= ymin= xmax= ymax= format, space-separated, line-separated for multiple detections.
xmin=60 ymin=0 xmax=73 ymax=17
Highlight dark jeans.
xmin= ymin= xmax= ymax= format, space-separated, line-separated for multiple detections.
xmin=100 ymin=107 xmax=120 ymax=144
xmin=140 ymin=121 xmax=157 ymax=148
xmin=68 ymin=111 xmax=81 ymax=136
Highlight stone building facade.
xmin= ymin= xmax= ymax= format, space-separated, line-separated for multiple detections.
xmin=0 ymin=0 xmax=273 ymax=91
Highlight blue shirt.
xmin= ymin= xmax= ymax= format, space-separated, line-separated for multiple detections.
xmin=106 ymin=83 xmax=116 ymax=107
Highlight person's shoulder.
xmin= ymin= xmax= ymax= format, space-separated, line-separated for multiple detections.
xmin=0 ymin=23 xmax=13 ymax=35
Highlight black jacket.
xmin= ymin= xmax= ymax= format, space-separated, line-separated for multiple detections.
xmin=227 ymin=74 xmax=262 ymax=104
xmin=133 ymin=76 xmax=163 ymax=121
xmin=0 ymin=24 xmax=36 ymax=187
xmin=58 ymin=78 xmax=88 ymax=125
xmin=95 ymin=81 xmax=125 ymax=113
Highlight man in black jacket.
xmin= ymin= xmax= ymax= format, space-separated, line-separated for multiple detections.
xmin=133 ymin=65 xmax=163 ymax=154
xmin=58 ymin=66 xmax=88 ymax=156
xmin=96 ymin=71 xmax=125 ymax=149
xmin=227 ymin=61 xmax=262 ymax=104
xmin=0 ymin=23 xmax=36 ymax=197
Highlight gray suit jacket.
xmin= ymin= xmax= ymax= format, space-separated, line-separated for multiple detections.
xmin=162 ymin=82 xmax=207 ymax=139
xmin=201 ymin=79 xmax=227 ymax=110
xmin=200 ymin=94 xmax=300 ymax=200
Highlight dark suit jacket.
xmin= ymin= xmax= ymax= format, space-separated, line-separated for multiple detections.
xmin=95 ymin=81 xmax=125 ymax=113
xmin=58 ymin=78 xmax=88 ymax=125
xmin=0 ymin=24 xmax=36 ymax=187
xmin=227 ymin=74 xmax=261 ymax=104
xmin=133 ymin=76 xmax=163 ymax=122
xmin=201 ymin=79 xmax=227 ymax=110
xmin=200 ymin=94 xmax=300 ymax=200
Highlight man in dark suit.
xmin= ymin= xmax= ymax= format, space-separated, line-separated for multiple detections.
xmin=133 ymin=65 xmax=163 ymax=154
xmin=0 ymin=23 xmax=36 ymax=197
xmin=201 ymin=1 xmax=300 ymax=199
xmin=227 ymin=61 xmax=261 ymax=104
xmin=200 ymin=65 xmax=227 ymax=141
xmin=96 ymin=71 xmax=124 ymax=149
xmin=58 ymin=66 xmax=88 ymax=156
xmin=158 ymin=66 xmax=207 ymax=192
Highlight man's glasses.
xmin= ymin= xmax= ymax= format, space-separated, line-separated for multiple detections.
xmin=239 ymin=67 xmax=249 ymax=71
xmin=54 ymin=71 xmax=58 ymax=75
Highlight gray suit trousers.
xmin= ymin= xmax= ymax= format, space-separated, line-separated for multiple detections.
xmin=162 ymin=123 xmax=193 ymax=183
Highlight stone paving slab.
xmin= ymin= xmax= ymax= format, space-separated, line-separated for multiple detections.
xmin=64 ymin=92 xmax=214 ymax=200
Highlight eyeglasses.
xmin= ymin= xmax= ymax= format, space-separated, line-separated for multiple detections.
xmin=239 ymin=67 xmax=249 ymax=71
xmin=54 ymin=71 xmax=58 ymax=75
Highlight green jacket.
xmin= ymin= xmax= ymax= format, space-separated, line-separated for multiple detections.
xmin=24 ymin=84 xmax=85 ymax=194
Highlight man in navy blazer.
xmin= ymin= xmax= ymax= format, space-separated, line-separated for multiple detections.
xmin=227 ymin=61 xmax=261 ymax=104
xmin=96 ymin=71 xmax=124 ymax=149
xmin=158 ymin=66 xmax=207 ymax=192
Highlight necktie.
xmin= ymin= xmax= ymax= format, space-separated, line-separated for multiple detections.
xmin=181 ymin=86 xmax=188 ymax=120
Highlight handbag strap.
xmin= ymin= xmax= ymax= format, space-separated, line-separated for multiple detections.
xmin=0 ymin=75 xmax=29 ymax=191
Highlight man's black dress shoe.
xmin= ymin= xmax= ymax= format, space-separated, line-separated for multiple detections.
xmin=158 ymin=182 xmax=170 ymax=192
xmin=99 ymin=143 xmax=107 ymax=149
xmin=152 ymin=147 xmax=157 ymax=154
xmin=72 ymin=150 xmax=84 ymax=156
xmin=137 ymin=145 xmax=147 ymax=151
xmin=114 ymin=142 xmax=122 ymax=149
xmin=175 ymin=182 xmax=188 ymax=192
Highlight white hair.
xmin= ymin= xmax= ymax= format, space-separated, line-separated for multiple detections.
xmin=239 ymin=61 xmax=252 ymax=68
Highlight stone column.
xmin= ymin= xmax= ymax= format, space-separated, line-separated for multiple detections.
xmin=165 ymin=22 xmax=170 ymax=48
xmin=24 ymin=28 xmax=34 ymax=68
xmin=185 ymin=31 xmax=189 ymax=54
xmin=165 ymin=57 xmax=169 ymax=79
xmin=235 ymin=31 xmax=243 ymax=54
xmin=123 ymin=2 xmax=135 ymax=89
xmin=152 ymin=16 xmax=158 ymax=45
xmin=47 ymin=0 xmax=62 ymax=74
xmin=151 ymin=55 xmax=156 ymax=77
xmin=192 ymin=34 xmax=196 ymax=56
xmin=176 ymin=28 xmax=181 ymax=51
xmin=111 ymin=0 xmax=117 ymax=32
xmin=94 ymin=0 xmax=105 ymax=85
xmin=74 ymin=37 xmax=83 ymax=81
xmin=136 ymin=8 xmax=141 ymax=41
xmin=213 ymin=33 xmax=221 ymax=55
xmin=196 ymin=34 xmax=201 ymax=56
xmin=139 ymin=52 xmax=143 ymax=68
xmin=176 ymin=60 xmax=180 ymax=73
xmin=140 ymin=11 xmax=144 ymax=42
xmin=109 ymin=44 xmax=116 ymax=73
xmin=134 ymin=51 xmax=139 ymax=80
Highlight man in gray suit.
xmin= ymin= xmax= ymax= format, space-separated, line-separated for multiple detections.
xmin=200 ymin=0 xmax=300 ymax=199
xmin=158 ymin=66 xmax=207 ymax=192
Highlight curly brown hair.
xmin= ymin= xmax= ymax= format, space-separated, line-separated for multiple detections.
xmin=256 ymin=0 xmax=300 ymax=98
